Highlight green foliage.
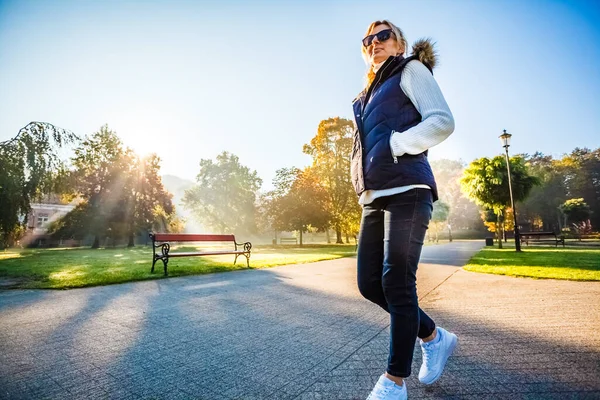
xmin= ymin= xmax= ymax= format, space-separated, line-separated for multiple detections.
xmin=183 ymin=151 xmax=262 ymax=235
xmin=518 ymin=152 xmax=568 ymax=231
xmin=559 ymin=148 xmax=600 ymax=229
xmin=0 ymin=122 xmax=78 ymax=248
xmin=560 ymin=198 xmax=591 ymax=224
xmin=432 ymin=201 xmax=450 ymax=223
xmin=47 ymin=202 xmax=93 ymax=240
xmin=126 ymin=153 xmax=178 ymax=245
xmin=428 ymin=200 xmax=450 ymax=243
xmin=69 ymin=125 xmax=128 ymax=247
xmin=460 ymin=155 xmax=539 ymax=214
xmin=461 ymin=155 xmax=539 ymax=248
xmin=303 ymin=117 xmax=356 ymax=243
xmin=54 ymin=125 xmax=176 ymax=247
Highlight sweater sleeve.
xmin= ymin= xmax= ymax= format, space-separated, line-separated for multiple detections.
xmin=390 ymin=60 xmax=455 ymax=156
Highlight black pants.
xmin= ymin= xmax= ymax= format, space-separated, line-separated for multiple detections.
xmin=357 ymin=188 xmax=436 ymax=378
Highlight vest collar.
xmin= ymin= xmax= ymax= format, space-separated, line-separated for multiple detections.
xmin=354 ymin=55 xmax=414 ymax=106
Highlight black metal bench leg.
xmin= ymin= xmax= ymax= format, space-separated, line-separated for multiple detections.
xmin=234 ymin=254 xmax=240 ymax=265
xmin=151 ymin=257 xmax=157 ymax=273
xmin=163 ymin=258 xmax=169 ymax=276
xmin=245 ymin=254 xmax=250 ymax=268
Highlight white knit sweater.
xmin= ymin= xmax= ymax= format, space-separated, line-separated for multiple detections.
xmin=359 ymin=60 xmax=455 ymax=205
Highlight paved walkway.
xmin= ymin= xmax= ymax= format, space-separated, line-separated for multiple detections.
xmin=1 ymin=241 xmax=599 ymax=399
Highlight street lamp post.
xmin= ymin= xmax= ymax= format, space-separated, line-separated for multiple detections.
xmin=499 ymin=129 xmax=521 ymax=252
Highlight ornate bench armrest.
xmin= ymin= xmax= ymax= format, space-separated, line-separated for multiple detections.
xmin=235 ymin=241 xmax=252 ymax=252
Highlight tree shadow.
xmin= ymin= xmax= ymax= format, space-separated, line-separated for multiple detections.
xmin=0 ymin=260 xmax=598 ymax=399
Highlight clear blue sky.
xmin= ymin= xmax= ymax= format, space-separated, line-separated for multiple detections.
xmin=1 ymin=0 xmax=599 ymax=188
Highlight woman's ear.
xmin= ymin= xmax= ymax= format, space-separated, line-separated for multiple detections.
xmin=397 ymin=44 xmax=405 ymax=56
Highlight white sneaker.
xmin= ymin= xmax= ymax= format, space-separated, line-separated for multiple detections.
xmin=366 ymin=374 xmax=407 ymax=400
xmin=418 ymin=327 xmax=458 ymax=385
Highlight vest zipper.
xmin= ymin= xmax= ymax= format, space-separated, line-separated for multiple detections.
xmin=362 ymin=58 xmax=394 ymax=113
xmin=391 ymin=130 xmax=399 ymax=164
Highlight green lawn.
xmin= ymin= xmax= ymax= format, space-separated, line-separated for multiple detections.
xmin=464 ymin=246 xmax=600 ymax=281
xmin=0 ymin=244 xmax=357 ymax=289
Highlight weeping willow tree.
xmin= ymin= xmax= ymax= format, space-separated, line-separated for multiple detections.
xmin=0 ymin=122 xmax=78 ymax=248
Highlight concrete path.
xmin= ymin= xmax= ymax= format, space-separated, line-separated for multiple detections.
xmin=1 ymin=241 xmax=599 ymax=399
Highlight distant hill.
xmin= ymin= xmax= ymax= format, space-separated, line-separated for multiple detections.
xmin=161 ymin=174 xmax=195 ymax=200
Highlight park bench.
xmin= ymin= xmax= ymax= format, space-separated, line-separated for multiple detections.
xmin=149 ymin=233 xmax=252 ymax=276
xmin=520 ymin=231 xmax=565 ymax=247
xmin=280 ymin=237 xmax=298 ymax=245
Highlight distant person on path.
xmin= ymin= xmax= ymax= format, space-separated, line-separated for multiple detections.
xmin=351 ymin=20 xmax=457 ymax=400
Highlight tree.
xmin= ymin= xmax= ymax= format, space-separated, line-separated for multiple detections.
xmin=62 ymin=125 xmax=178 ymax=248
xmin=47 ymin=202 xmax=94 ymax=241
xmin=430 ymin=159 xmax=484 ymax=232
xmin=0 ymin=122 xmax=78 ymax=248
xmin=559 ymin=148 xmax=600 ymax=229
xmin=460 ymin=155 xmax=539 ymax=248
xmin=303 ymin=117 xmax=356 ymax=243
xmin=152 ymin=203 xmax=185 ymax=234
xmin=124 ymin=153 xmax=176 ymax=247
xmin=560 ymin=198 xmax=591 ymax=225
xmin=518 ymin=153 xmax=568 ymax=232
xmin=70 ymin=125 xmax=130 ymax=248
xmin=341 ymin=200 xmax=362 ymax=244
xmin=429 ymin=201 xmax=450 ymax=243
xmin=560 ymin=198 xmax=592 ymax=239
xmin=256 ymin=167 xmax=300 ymax=241
xmin=267 ymin=167 xmax=329 ymax=245
xmin=481 ymin=208 xmax=515 ymax=246
xmin=183 ymin=151 xmax=262 ymax=235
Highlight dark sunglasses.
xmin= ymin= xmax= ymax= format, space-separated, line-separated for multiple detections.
xmin=362 ymin=29 xmax=395 ymax=47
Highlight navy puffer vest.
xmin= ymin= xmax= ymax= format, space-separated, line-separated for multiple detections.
xmin=351 ymin=54 xmax=438 ymax=202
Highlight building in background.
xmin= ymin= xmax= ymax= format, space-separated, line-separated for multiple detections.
xmin=21 ymin=196 xmax=77 ymax=247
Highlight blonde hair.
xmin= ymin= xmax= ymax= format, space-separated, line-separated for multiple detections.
xmin=361 ymin=20 xmax=407 ymax=89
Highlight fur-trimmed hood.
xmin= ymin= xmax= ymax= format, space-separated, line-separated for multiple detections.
xmin=410 ymin=38 xmax=437 ymax=70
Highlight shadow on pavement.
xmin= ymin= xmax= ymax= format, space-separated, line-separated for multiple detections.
xmin=1 ymin=254 xmax=598 ymax=399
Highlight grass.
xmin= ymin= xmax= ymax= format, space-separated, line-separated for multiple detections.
xmin=0 ymin=244 xmax=357 ymax=289
xmin=464 ymin=245 xmax=600 ymax=281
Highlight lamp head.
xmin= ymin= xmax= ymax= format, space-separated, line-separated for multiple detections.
xmin=499 ymin=129 xmax=512 ymax=148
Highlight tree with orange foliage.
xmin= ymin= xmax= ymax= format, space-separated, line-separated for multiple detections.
xmin=303 ymin=117 xmax=357 ymax=243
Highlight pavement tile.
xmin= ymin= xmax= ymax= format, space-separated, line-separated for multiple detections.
xmin=1 ymin=242 xmax=599 ymax=399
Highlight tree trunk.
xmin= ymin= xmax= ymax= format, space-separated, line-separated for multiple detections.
xmin=127 ymin=233 xmax=135 ymax=248
xmin=345 ymin=232 xmax=349 ymax=244
xmin=299 ymin=230 xmax=303 ymax=247
xmin=326 ymin=229 xmax=331 ymax=244
xmin=496 ymin=218 xmax=503 ymax=249
xmin=557 ymin=211 xmax=563 ymax=232
xmin=335 ymin=228 xmax=343 ymax=244
xmin=92 ymin=235 xmax=100 ymax=249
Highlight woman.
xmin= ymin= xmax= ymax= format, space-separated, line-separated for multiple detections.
xmin=351 ymin=20 xmax=457 ymax=400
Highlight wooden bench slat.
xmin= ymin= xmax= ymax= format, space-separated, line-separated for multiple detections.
xmin=152 ymin=233 xmax=235 ymax=242
xmin=168 ymin=251 xmax=247 ymax=257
